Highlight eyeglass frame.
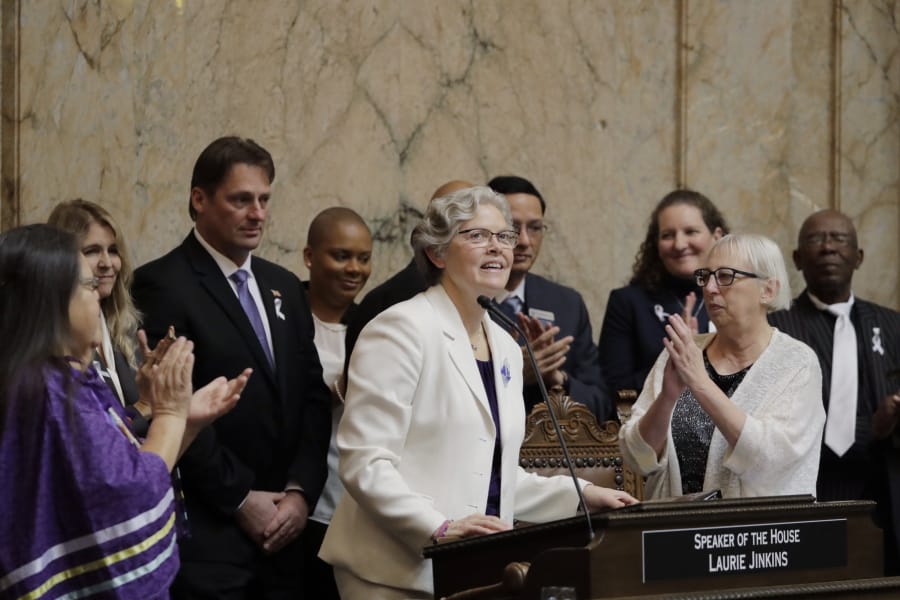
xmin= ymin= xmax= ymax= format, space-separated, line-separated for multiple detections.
xmin=456 ymin=228 xmax=519 ymax=249
xmin=694 ymin=267 xmax=763 ymax=288
xmin=79 ymin=276 xmax=101 ymax=291
xmin=799 ymin=231 xmax=854 ymax=248
xmin=512 ymin=220 xmax=549 ymax=237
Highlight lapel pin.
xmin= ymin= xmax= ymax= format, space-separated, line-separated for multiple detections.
xmin=653 ymin=304 xmax=670 ymax=323
xmin=872 ymin=327 xmax=884 ymax=355
xmin=501 ymin=358 xmax=511 ymax=387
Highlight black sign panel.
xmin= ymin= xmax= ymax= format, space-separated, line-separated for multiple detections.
xmin=642 ymin=518 xmax=847 ymax=582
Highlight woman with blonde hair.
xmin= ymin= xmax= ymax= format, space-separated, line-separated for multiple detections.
xmin=48 ymin=199 xmax=141 ymax=407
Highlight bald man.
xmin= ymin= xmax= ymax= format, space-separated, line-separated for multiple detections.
xmin=770 ymin=209 xmax=900 ymax=573
xmin=343 ymin=180 xmax=474 ymax=369
xmin=301 ymin=207 xmax=372 ymax=599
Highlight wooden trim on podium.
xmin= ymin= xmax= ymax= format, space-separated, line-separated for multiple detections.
xmin=427 ymin=498 xmax=887 ymax=599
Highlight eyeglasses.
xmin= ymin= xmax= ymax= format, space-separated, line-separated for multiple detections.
xmin=457 ymin=228 xmax=519 ymax=249
xmin=80 ymin=276 xmax=101 ymax=291
xmin=513 ymin=221 xmax=548 ymax=237
xmin=694 ymin=267 xmax=762 ymax=287
xmin=800 ymin=232 xmax=854 ymax=248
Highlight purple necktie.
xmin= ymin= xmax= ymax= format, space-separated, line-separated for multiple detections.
xmin=230 ymin=270 xmax=275 ymax=369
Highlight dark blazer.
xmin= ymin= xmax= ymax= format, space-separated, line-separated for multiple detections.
xmin=598 ymin=282 xmax=711 ymax=394
xmin=514 ymin=273 xmax=612 ymax=421
xmin=770 ymin=291 xmax=900 ymax=560
xmin=132 ymin=232 xmax=332 ymax=564
xmin=94 ymin=346 xmax=139 ymax=407
xmin=344 ymin=259 xmax=426 ymax=375
xmin=113 ymin=348 xmax=139 ymax=407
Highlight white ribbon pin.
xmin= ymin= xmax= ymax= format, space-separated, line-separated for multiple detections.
xmin=872 ymin=327 xmax=884 ymax=355
xmin=653 ymin=304 xmax=671 ymax=323
xmin=274 ymin=298 xmax=286 ymax=320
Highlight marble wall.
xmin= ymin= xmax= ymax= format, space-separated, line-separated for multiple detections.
xmin=1 ymin=0 xmax=897 ymax=331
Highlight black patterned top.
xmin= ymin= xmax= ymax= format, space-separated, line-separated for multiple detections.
xmin=672 ymin=351 xmax=751 ymax=494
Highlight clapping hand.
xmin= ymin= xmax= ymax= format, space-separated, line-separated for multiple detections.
xmin=139 ymin=333 xmax=194 ymax=419
xmin=136 ymin=328 xmax=177 ymax=402
xmin=188 ymin=368 xmax=251 ymax=429
xmin=517 ymin=313 xmax=572 ymax=387
xmin=135 ymin=328 xmax=249 ymax=428
xmin=662 ymin=314 xmax=709 ymax=395
xmin=681 ymin=292 xmax=700 ymax=334
xmin=873 ymin=391 xmax=900 ymax=439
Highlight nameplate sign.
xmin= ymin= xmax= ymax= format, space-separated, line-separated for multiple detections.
xmin=641 ymin=518 xmax=847 ymax=582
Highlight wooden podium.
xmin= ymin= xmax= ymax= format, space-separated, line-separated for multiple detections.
xmin=424 ymin=496 xmax=900 ymax=599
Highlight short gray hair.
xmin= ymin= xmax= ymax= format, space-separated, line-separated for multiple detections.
xmin=708 ymin=234 xmax=791 ymax=312
xmin=411 ymin=186 xmax=512 ymax=286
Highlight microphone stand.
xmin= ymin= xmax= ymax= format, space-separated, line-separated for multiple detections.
xmin=477 ymin=295 xmax=594 ymax=542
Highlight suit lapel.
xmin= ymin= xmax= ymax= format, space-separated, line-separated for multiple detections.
xmin=253 ymin=265 xmax=285 ymax=381
xmin=183 ymin=235 xmax=277 ymax=385
xmin=855 ymin=300 xmax=890 ymax=405
xmin=522 ymin=272 xmax=535 ymax=314
xmin=113 ymin=348 xmax=139 ymax=407
xmin=426 ymin=287 xmax=493 ymax=421
xmin=484 ymin=315 xmax=516 ymax=436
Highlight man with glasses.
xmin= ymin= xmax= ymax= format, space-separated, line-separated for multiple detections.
xmin=769 ymin=209 xmax=900 ymax=574
xmin=487 ymin=175 xmax=612 ymax=420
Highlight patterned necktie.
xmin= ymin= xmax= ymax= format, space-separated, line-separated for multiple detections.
xmin=230 ymin=270 xmax=275 ymax=369
xmin=499 ymin=295 xmax=522 ymax=326
xmin=823 ymin=300 xmax=857 ymax=456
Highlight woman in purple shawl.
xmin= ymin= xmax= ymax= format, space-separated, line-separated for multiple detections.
xmin=0 ymin=224 xmax=248 ymax=599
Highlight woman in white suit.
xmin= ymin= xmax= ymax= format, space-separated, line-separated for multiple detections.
xmin=320 ymin=186 xmax=636 ymax=599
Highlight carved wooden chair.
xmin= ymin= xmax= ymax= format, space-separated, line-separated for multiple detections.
xmin=518 ymin=386 xmax=643 ymax=501
xmin=615 ymin=388 xmax=638 ymax=423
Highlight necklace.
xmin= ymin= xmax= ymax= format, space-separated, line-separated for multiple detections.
xmin=470 ymin=324 xmax=486 ymax=352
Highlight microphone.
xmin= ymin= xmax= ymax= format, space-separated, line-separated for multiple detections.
xmin=477 ymin=295 xmax=594 ymax=542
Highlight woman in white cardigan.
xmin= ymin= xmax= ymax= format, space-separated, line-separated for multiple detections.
xmin=320 ymin=186 xmax=636 ymax=599
xmin=621 ymin=234 xmax=825 ymax=499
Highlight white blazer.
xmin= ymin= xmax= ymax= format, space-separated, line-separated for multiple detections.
xmin=319 ymin=285 xmax=583 ymax=595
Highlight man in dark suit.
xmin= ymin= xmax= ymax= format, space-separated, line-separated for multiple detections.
xmin=133 ymin=136 xmax=332 ymax=598
xmin=487 ymin=176 xmax=613 ymax=421
xmin=769 ymin=209 xmax=900 ymax=574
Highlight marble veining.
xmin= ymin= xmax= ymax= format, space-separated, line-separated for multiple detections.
xmin=1 ymin=0 xmax=896 ymax=325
